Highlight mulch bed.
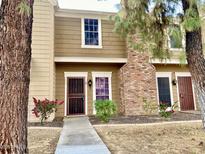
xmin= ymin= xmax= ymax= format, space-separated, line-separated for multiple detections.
xmin=28 ymin=117 xmax=64 ymax=127
xmin=89 ymin=111 xmax=201 ymax=125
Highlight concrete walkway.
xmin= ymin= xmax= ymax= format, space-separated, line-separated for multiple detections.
xmin=55 ymin=117 xmax=110 ymax=154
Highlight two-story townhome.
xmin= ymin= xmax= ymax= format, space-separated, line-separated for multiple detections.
xmin=29 ymin=0 xmax=199 ymax=121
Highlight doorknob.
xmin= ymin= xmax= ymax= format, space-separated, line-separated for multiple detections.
xmin=180 ymin=94 xmax=183 ymax=98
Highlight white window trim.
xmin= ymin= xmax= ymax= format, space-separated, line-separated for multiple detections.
xmin=168 ymin=26 xmax=185 ymax=51
xmin=156 ymin=72 xmax=174 ymax=106
xmin=81 ymin=18 xmax=102 ymax=49
xmin=168 ymin=35 xmax=185 ymax=51
xmin=92 ymin=72 xmax=112 ymax=114
xmin=175 ymin=72 xmax=197 ymax=111
xmin=64 ymin=72 xmax=88 ymax=116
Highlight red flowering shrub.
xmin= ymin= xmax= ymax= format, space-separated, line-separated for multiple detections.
xmin=32 ymin=97 xmax=64 ymax=125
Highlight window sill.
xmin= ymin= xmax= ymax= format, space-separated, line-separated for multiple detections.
xmin=81 ymin=45 xmax=103 ymax=49
xmin=169 ymin=48 xmax=184 ymax=51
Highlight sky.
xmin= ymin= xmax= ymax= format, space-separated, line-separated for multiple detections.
xmin=58 ymin=0 xmax=121 ymax=12
xmin=0 ymin=0 xmax=120 ymax=13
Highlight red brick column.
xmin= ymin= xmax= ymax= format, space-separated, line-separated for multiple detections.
xmin=119 ymin=50 xmax=157 ymax=115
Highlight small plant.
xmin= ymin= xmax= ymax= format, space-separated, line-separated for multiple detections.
xmin=95 ymin=100 xmax=117 ymax=123
xmin=159 ymin=103 xmax=173 ymax=118
xmin=159 ymin=101 xmax=178 ymax=118
xmin=32 ymin=97 xmax=64 ymax=125
xmin=143 ymin=98 xmax=158 ymax=114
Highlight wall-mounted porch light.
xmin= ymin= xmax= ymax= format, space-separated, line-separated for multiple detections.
xmin=172 ymin=79 xmax=177 ymax=86
xmin=172 ymin=72 xmax=177 ymax=86
xmin=88 ymin=80 xmax=92 ymax=87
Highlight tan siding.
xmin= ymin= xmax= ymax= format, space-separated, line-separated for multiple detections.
xmin=28 ymin=0 xmax=55 ymax=121
xmin=55 ymin=17 xmax=127 ymax=58
xmin=55 ymin=63 xmax=122 ymax=117
xmin=155 ymin=64 xmax=199 ymax=110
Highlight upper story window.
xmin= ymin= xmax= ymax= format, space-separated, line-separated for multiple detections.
xmin=168 ymin=26 xmax=183 ymax=50
xmin=81 ymin=18 xmax=102 ymax=48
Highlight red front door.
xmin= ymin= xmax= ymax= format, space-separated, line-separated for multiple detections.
xmin=67 ymin=78 xmax=85 ymax=115
xmin=178 ymin=77 xmax=195 ymax=111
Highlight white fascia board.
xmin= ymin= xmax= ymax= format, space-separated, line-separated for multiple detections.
xmin=150 ymin=58 xmax=188 ymax=64
xmin=55 ymin=9 xmax=115 ymax=20
xmin=55 ymin=57 xmax=127 ymax=63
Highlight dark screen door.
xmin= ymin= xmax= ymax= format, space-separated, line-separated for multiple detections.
xmin=178 ymin=77 xmax=194 ymax=110
xmin=67 ymin=78 xmax=85 ymax=115
xmin=157 ymin=77 xmax=171 ymax=106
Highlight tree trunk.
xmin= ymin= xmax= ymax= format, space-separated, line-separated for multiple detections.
xmin=182 ymin=0 xmax=205 ymax=128
xmin=0 ymin=0 xmax=34 ymax=153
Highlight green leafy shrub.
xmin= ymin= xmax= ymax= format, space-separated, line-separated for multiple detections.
xmin=159 ymin=103 xmax=173 ymax=118
xmin=95 ymin=100 xmax=117 ymax=123
xmin=159 ymin=102 xmax=178 ymax=118
xmin=143 ymin=98 xmax=178 ymax=118
xmin=32 ymin=97 xmax=64 ymax=125
xmin=143 ymin=98 xmax=158 ymax=115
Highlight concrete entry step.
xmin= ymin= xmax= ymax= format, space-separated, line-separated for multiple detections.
xmin=55 ymin=117 xmax=110 ymax=154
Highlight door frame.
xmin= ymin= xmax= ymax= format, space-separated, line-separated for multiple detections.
xmin=175 ymin=72 xmax=196 ymax=111
xmin=92 ymin=72 xmax=112 ymax=114
xmin=64 ymin=72 xmax=88 ymax=116
xmin=156 ymin=72 xmax=174 ymax=106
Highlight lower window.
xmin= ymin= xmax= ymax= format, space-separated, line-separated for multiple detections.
xmin=96 ymin=77 xmax=109 ymax=100
xmin=92 ymin=72 xmax=112 ymax=113
xmin=157 ymin=77 xmax=171 ymax=106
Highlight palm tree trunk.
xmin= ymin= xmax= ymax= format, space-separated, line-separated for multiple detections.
xmin=182 ymin=0 xmax=205 ymax=128
xmin=0 ymin=0 xmax=34 ymax=153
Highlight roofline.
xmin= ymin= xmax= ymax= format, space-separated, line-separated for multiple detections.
xmin=48 ymin=0 xmax=58 ymax=6
xmin=55 ymin=8 xmax=117 ymax=19
xmin=56 ymin=8 xmax=117 ymax=15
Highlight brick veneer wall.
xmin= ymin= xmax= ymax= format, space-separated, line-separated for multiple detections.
xmin=119 ymin=50 xmax=157 ymax=115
